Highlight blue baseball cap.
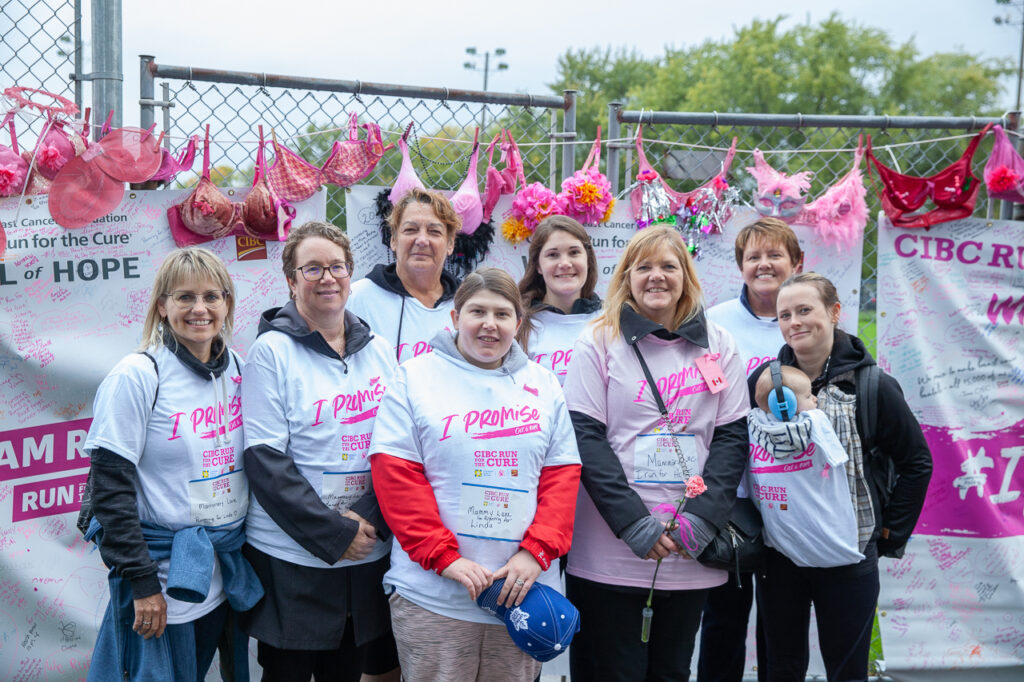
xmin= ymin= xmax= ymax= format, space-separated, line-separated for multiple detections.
xmin=476 ymin=578 xmax=580 ymax=662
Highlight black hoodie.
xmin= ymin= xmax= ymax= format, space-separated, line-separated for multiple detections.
xmin=749 ymin=329 xmax=932 ymax=557
xmin=364 ymin=262 xmax=459 ymax=305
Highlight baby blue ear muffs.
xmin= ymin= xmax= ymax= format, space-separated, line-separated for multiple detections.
xmin=768 ymin=360 xmax=797 ymax=422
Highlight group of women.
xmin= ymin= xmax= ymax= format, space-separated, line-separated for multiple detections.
xmin=85 ymin=187 xmax=931 ymax=682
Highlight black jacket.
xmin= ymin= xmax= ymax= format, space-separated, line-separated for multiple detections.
xmin=364 ymin=262 xmax=458 ymax=306
xmin=748 ymin=329 xmax=933 ymax=557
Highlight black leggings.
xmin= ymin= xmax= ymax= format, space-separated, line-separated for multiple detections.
xmin=757 ymin=545 xmax=879 ymax=682
xmin=566 ymin=574 xmax=708 ymax=682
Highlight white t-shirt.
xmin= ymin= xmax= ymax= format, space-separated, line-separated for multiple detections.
xmin=85 ymin=345 xmax=246 ymax=623
xmin=347 ymin=278 xmax=454 ymax=363
xmin=563 ymin=321 xmax=750 ymax=590
xmin=242 ymin=327 xmax=397 ymax=567
xmin=527 ymin=309 xmax=600 ymax=386
xmin=369 ymin=341 xmax=580 ymax=623
xmin=747 ymin=407 xmax=865 ymax=568
xmin=707 ymin=295 xmax=784 ymax=378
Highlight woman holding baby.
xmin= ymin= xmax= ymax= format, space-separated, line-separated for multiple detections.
xmin=747 ymin=271 xmax=932 ymax=682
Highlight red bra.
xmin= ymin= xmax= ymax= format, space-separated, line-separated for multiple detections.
xmin=167 ymin=125 xmax=291 ymax=246
xmin=866 ymin=123 xmax=992 ymax=229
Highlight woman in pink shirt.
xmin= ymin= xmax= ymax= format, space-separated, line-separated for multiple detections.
xmin=562 ymin=225 xmax=750 ymax=681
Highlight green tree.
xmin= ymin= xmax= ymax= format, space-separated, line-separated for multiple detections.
xmin=554 ymin=14 xmax=1010 ymax=139
xmin=547 ymin=46 xmax=657 ymax=149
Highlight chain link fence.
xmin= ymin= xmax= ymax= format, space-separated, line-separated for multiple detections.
xmin=606 ymin=109 xmax=1010 ymax=349
xmin=0 ymin=0 xmax=80 ymax=128
xmin=140 ymin=59 xmax=573 ymax=243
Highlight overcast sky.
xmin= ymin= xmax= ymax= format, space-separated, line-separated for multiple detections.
xmin=102 ymin=0 xmax=1020 ymax=121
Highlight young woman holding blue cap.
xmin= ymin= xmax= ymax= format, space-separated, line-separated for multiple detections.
xmin=370 ymin=268 xmax=582 ymax=681
xmin=562 ymin=226 xmax=750 ymax=681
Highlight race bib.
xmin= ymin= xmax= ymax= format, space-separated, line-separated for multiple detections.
xmin=188 ymin=470 xmax=248 ymax=526
xmin=321 ymin=470 xmax=371 ymax=514
xmin=633 ymin=430 xmax=698 ymax=484
xmin=457 ymin=483 xmax=530 ymax=542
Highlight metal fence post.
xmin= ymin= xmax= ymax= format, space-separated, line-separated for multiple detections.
xmin=1003 ymin=110 xmax=1021 ymax=222
xmin=607 ymin=101 xmax=623 ymax=195
xmin=161 ymin=83 xmax=172 ymax=150
xmin=140 ymin=55 xmax=155 ymax=131
xmin=561 ymin=90 xmax=578 ymax=183
xmin=73 ymin=0 xmax=83 ymax=112
xmin=90 ymin=0 xmax=123 ymax=138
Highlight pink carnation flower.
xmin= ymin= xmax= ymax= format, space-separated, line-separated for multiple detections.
xmin=506 ymin=182 xmax=566 ymax=230
xmin=37 ymin=143 xmax=66 ymax=172
xmin=989 ymin=165 xmax=1020 ymax=193
xmin=685 ymin=475 xmax=707 ymax=499
xmin=560 ymin=166 xmax=614 ymax=225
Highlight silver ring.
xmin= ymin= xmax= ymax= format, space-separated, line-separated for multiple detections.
xmin=514 ymin=578 xmax=525 ymax=586
xmin=141 ymin=620 xmax=152 ymax=625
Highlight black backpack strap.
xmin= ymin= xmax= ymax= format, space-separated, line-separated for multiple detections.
xmin=139 ymin=351 xmax=159 ymax=411
xmin=855 ymin=364 xmax=880 ymax=453
xmin=857 ymin=364 xmax=899 ymax=509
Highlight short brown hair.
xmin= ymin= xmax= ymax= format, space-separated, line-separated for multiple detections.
xmin=281 ymin=221 xmax=353 ymax=298
xmin=734 ymin=217 xmax=802 ymax=269
xmin=388 ymin=187 xmax=461 ymax=242
xmin=454 ymin=267 xmax=524 ymax=320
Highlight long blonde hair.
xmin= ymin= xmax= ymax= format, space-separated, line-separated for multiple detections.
xmin=138 ymin=248 xmax=235 ymax=356
xmin=593 ymin=226 xmax=703 ymax=338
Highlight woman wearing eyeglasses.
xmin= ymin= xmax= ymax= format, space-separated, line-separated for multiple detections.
xmin=83 ymin=248 xmax=260 ymax=681
xmin=239 ymin=221 xmax=400 ymax=681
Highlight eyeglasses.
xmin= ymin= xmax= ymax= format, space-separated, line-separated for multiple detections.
xmin=165 ymin=290 xmax=229 ymax=310
xmin=295 ymin=263 xmax=351 ymax=282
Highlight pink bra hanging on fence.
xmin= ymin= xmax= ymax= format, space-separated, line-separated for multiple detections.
xmin=388 ymin=123 xmax=484 ymax=234
xmin=168 ymin=125 xmax=292 ymax=246
xmin=267 ymin=112 xmax=391 ymax=202
xmin=0 ymin=113 xmax=29 ymax=196
xmin=984 ymin=124 xmax=1024 ymax=203
xmin=629 ymin=125 xmax=738 ymax=219
xmin=149 ymin=134 xmax=198 ymax=184
xmin=799 ymin=140 xmax=868 ymax=249
xmin=560 ymin=125 xmax=615 ymax=225
xmin=481 ymin=129 xmax=523 ymax=222
xmin=747 ymin=143 xmax=868 ymax=249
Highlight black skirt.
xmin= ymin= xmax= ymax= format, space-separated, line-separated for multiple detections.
xmin=239 ymin=544 xmax=392 ymax=650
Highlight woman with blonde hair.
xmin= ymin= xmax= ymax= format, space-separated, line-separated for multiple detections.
xmin=563 ymin=226 xmax=750 ymax=681
xmin=83 ymin=247 xmax=260 ymax=680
